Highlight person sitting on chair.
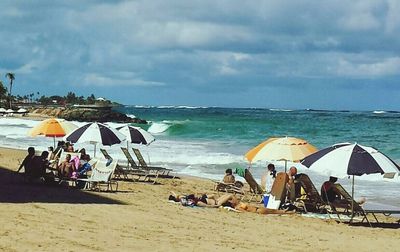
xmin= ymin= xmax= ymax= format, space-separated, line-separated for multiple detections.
xmin=223 ymin=168 xmax=235 ymax=184
xmin=321 ymin=176 xmax=365 ymax=209
xmin=57 ymin=154 xmax=76 ymax=178
xmin=76 ymin=148 xmax=92 ymax=177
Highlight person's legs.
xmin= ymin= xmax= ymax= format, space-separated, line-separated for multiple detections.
xmin=256 ymin=207 xmax=295 ymax=214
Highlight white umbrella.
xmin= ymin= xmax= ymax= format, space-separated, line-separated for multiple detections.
xmin=301 ymin=143 xmax=400 ymax=178
xmin=17 ymin=108 xmax=27 ymax=113
xmin=301 ymin=142 xmax=400 ymax=218
xmin=6 ymin=109 xmax=14 ymax=113
xmin=117 ymin=125 xmax=155 ymax=146
xmin=0 ymin=108 xmax=6 ymax=113
xmin=64 ymin=122 xmax=126 ymax=157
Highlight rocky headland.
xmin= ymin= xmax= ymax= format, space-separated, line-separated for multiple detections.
xmin=28 ymin=106 xmax=147 ymax=124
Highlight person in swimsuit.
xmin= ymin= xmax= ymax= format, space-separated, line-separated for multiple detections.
xmin=169 ymin=192 xmax=239 ymax=208
xmin=169 ymin=192 xmax=295 ymax=214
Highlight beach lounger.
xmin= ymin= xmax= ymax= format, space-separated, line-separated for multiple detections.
xmin=330 ymin=184 xmax=400 ymax=226
xmin=213 ymin=180 xmax=245 ymax=197
xmin=100 ymin=148 xmax=129 ymax=180
xmin=120 ymin=147 xmax=156 ymax=182
xmin=235 ymin=167 xmax=264 ymax=202
xmin=131 ymin=148 xmax=175 ymax=179
xmin=266 ymin=172 xmax=289 ymax=209
xmin=77 ymin=159 xmax=118 ymax=192
xmin=327 ymin=184 xmax=373 ymax=225
xmin=294 ymin=174 xmax=330 ymax=213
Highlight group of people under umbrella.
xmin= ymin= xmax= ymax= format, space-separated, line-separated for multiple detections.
xmin=245 ymin=136 xmax=400 ymax=218
xmin=21 ymin=118 xmax=156 ymax=183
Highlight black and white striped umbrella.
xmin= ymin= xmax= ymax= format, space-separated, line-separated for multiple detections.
xmin=117 ymin=125 xmax=155 ymax=145
xmin=65 ymin=122 xmax=126 ymax=156
xmin=301 ymin=142 xmax=400 ymax=178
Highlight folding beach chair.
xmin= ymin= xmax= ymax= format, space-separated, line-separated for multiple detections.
xmin=331 ymin=184 xmax=400 ymax=226
xmin=120 ymin=147 xmax=155 ymax=182
xmin=99 ymin=148 xmax=128 ymax=180
xmin=294 ymin=173 xmax=330 ymax=213
xmin=330 ymin=184 xmax=371 ymax=226
xmin=131 ymin=148 xmax=175 ymax=178
xmin=235 ymin=167 xmax=264 ymax=202
xmin=213 ymin=180 xmax=245 ymax=197
xmin=77 ymin=159 xmax=118 ymax=192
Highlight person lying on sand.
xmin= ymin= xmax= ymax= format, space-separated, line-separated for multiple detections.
xmin=169 ymin=192 xmax=237 ymax=208
xmin=169 ymin=192 xmax=294 ymax=214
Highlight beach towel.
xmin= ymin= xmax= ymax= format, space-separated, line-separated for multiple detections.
xmin=235 ymin=167 xmax=246 ymax=177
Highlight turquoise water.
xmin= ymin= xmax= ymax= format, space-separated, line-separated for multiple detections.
xmin=1 ymin=107 xmax=399 ymax=208
xmin=118 ymin=106 xmax=400 ymax=161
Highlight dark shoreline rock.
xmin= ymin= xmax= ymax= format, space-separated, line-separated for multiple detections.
xmin=29 ymin=107 xmax=147 ymax=124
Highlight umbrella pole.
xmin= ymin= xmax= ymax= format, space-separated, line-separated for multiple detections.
xmin=53 ymin=136 xmax=56 ymax=149
xmin=350 ymin=175 xmax=355 ymax=223
xmin=284 ymin=160 xmax=287 ymax=173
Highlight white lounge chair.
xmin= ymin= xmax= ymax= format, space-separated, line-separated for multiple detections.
xmin=77 ymin=159 xmax=118 ymax=192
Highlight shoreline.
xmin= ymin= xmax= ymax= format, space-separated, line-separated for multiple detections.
xmin=1 ymin=146 xmax=400 ymax=251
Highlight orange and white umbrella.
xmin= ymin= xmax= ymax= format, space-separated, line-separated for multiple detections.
xmin=245 ymin=136 xmax=318 ymax=170
xmin=28 ymin=118 xmax=78 ymax=146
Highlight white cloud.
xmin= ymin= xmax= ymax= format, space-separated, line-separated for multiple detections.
xmin=385 ymin=0 xmax=400 ymax=34
xmin=337 ymin=57 xmax=400 ymax=77
xmin=83 ymin=73 xmax=165 ymax=87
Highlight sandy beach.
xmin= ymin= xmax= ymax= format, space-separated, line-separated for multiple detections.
xmin=1 ymin=146 xmax=400 ymax=252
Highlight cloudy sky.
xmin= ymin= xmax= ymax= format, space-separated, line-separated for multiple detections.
xmin=0 ymin=0 xmax=399 ymax=110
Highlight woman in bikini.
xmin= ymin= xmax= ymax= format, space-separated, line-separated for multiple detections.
xmin=169 ymin=192 xmax=294 ymax=214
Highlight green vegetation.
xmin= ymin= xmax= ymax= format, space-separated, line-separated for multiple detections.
xmin=36 ymin=92 xmax=100 ymax=106
xmin=0 ymin=72 xmax=117 ymax=108
xmin=5 ymin=72 xmax=15 ymax=109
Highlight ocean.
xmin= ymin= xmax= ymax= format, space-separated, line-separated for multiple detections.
xmin=1 ymin=106 xmax=400 ymax=209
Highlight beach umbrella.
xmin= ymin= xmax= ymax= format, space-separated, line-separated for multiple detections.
xmin=17 ymin=108 xmax=27 ymax=113
xmin=64 ymin=122 xmax=126 ymax=157
xmin=6 ymin=109 xmax=14 ymax=113
xmin=300 ymin=142 xmax=400 ymax=217
xmin=0 ymin=108 xmax=6 ymax=113
xmin=245 ymin=136 xmax=318 ymax=171
xmin=117 ymin=125 xmax=155 ymax=146
xmin=28 ymin=118 xmax=78 ymax=147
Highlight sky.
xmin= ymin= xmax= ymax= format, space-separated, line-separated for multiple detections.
xmin=0 ymin=0 xmax=399 ymax=110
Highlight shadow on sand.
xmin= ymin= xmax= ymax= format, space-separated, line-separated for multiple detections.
xmin=0 ymin=166 xmax=125 ymax=205
xmin=349 ymin=222 xmax=400 ymax=229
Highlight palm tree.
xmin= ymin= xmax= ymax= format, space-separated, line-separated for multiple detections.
xmin=5 ymin=73 xmax=15 ymax=109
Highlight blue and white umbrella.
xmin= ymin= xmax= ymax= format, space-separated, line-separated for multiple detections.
xmin=65 ymin=122 xmax=126 ymax=156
